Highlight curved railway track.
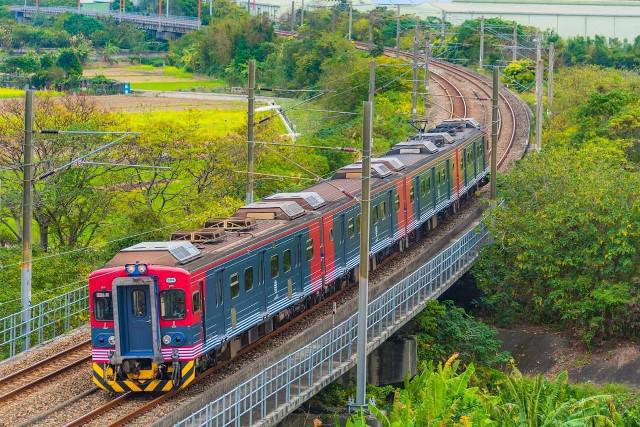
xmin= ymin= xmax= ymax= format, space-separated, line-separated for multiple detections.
xmin=4 ymin=32 xmax=530 ymax=427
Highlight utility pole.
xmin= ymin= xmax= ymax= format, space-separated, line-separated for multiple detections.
xmin=290 ymin=1 xmax=295 ymax=32
xmin=479 ymin=16 xmax=484 ymax=69
xmin=490 ymin=67 xmax=498 ymax=201
xmin=166 ymin=0 xmax=169 ymax=17
xmin=423 ymin=35 xmax=431 ymax=123
xmin=535 ymin=31 xmax=543 ymax=152
xmin=348 ymin=1 xmax=352 ymax=41
xmin=547 ymin=42 xmax=555 ymax=115
xmin=368 ymin=11 xmax=373 ymax=47
xmin=441 ymin=10 xmax=446 ymax=44
xmin=21 ymin=89 xmax=34 ymax=350
xmin=331 ymin=6 xmax=336 ymax=33
xmin=512 ymin=23 xmax=518 ymax=61
xmin=395 ymin=5 xmax=401 ymax=53
xmin=411 ymin=31 xmax=419 ymax=122
xmin=246 ymin=60 xmax=256 ymax=204
xmin=300 ymin=0 xmax=304 ymax=26
xmin=355 ymin=61 xmax=374 ymax=410
xmin=209 ymin=0 xmax=212 ymax=16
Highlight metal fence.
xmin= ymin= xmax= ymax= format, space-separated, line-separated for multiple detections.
xmin=175 ymin=223 xmax=488 ymax=427
xmin=0 ymin=285 xmax=88 ymax=361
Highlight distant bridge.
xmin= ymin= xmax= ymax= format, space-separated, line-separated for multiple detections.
xmin=10 ymin=6 xmax=200 ymax=37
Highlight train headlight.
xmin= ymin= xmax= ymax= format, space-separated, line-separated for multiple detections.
xmin=162 ymin=335 xmax=172 ymax=345
xmin=125 ymin=264 xmax=137 ymax=274
xmin=108 ymin=335 xmax=116 ymax=346
xmin=137 ymin=264 xmax=147 ymax=274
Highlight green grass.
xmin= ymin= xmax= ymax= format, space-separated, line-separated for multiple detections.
xmin=131 ymin=80 xmax=225 ymax=92
xmin=127 ymin=65 xmax=194 ymax=79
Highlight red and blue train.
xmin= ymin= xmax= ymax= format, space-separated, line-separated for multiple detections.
xmin=89 ymin=118 xmax=487 ymax=393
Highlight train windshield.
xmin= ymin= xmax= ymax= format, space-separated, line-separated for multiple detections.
xmin=160 ymin=290 xmax=186 ymax=320
xmin=94 ymin=291 xmax=114 ymax=321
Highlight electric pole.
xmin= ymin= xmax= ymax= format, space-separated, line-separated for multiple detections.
xmin=331 ymin=6 xmax=336 ymax=33
xmin=246 ymin=60 xmax=256 ymax=204
xmin=166 ymin=0 xmax=169 ymax=17
xmin=411 ymin=31 xmax=419 ymax=122
xmin=547 ymin=42 xmax=555 ymax=115
xmin=300 ymin=0 xmax=304 ymax=26
xmin=490 ymin=67 xmax=498 ymax=202
xmin=479 ymin=16 xmax=484 ymax=69
xmin=21 ymin=89 xmax=34 ymax=350
xmin=535 ymin=31 xmax=543 ymax=152
xmin=512 ymin=23 xmax=518 ymax=61
xmin=348 ymin=1 xmax=352 ymax=40
xmin=441 ymin=10 xmax=446 ymax=44
xmin=355 ymin=60 xmax=374 ymax=410
xmin=290 ymin=1 xmax=295 ymax=32
xmin=368 ymin=11 xmax=374 ymax=47
xmin=395 ymin=5 xmax=401 ymax=53
xmin=423 ymin=35 xmax=431 ymax=124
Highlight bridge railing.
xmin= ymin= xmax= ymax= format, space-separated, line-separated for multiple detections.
xmin=175 ymin=222 xmax=488 ymax=427
xmin=0 ymin=285 xmax=88 ymax=361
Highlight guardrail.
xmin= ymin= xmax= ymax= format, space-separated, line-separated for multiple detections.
xmin=175 ymin=222 xmax=488 ymax=427
xmin=10 ymin=6 xmax=201 ymax=32
xmin=0 ymin=285 xmax=88 ymax=361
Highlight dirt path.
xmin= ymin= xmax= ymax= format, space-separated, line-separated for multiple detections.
xmin=498 ymin=325 xmax=640 ymax=387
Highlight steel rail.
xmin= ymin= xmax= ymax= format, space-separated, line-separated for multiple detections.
xmin=0 ymin=340 xmax=91 ymax=403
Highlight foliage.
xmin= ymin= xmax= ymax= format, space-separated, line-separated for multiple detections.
xmin=502 ymin=59 xmax=535 ymax=92
xmin=412 ymin=300 xmax=511 ymax=368
xmin=474 ymin=66 xmax=640 ymax=345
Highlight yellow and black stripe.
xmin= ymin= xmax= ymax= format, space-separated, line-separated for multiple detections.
xmin=92 ymin=361 xmax=196 ymax=393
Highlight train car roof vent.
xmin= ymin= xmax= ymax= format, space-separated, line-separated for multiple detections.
xmin=334 ymin=163 xmax=392 ymax=179
xmin=171 ymin=228 xmax=225 ymax=244
xmin=357 ymin=157 xmax=405 ymax=171
xmin=442 ymin=118 xmax=481 ymax=129
xmin=264 ymin=192 xmax=326 ymax=210
xmin=204 ymin=217 xmax=256 ymax=231
xmin=391 ymin=141 xmax=438 ymax=154
xmin=423 ymin=132 xmax=456 ymax=145
xmin=235 ymin=201 xmax=305 ymax=220
xmin=121 ymin=241 xmax=201 ymax=263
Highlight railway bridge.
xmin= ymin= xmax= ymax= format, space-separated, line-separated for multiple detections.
xmin=0 ymin=48 xmax=531 ymax=426
xmin=10 ymin=5 xmax=200 ymax=39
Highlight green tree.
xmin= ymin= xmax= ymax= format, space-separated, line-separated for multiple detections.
xmin=502 ymin=59 xmax=535 ymax=92
xmin=56 ymin=48 xmax=82 ymax=76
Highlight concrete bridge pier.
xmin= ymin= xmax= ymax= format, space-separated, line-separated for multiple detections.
xmin=367 ymin=335 xmax=417 ymax=386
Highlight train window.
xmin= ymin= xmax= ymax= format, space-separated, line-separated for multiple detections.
xmin=348 ymin=218 xmax=355 ymax=238
xmin=330 ymin=229 xmax=334 ymax=241
xmin=132 ymin=290 xmax=146 ymax=317
xmin=245 ymin=267 xmax=254 ymax=292
xmin=306 ymin=239 xmax=314 ymax=260
xmin=394 ymin=194 xmax=400 ymax=211
xmin=427 ymin=176 xmax=431 ymax=190
xmin=160 ymin=290 xmax=186 ymax=320
xmin=373 ymin=205 xmax=379 ymax=223
xmin=230 ymin=274 xmax=240 ymax=299
xmin=192 ymin=291 xmax=201 ymax=313
xmin=409 ymin=185 xmax=415 ymax=203
xmin=356 ymin=214 xmax=361 ymax=234
xmin=420 ymin=179 xmax=427 ymax=197
xmin=271 ymin=255 xmax=279 ymax=279
xmin=94 ymin=291 xmax=113 ymax=321
xmin=283 ymin=249 xmax=292 ymax=272
xmin=381 ymin=201 xmax=386 ymax=219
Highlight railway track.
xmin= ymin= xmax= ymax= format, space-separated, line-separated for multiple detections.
xmin=0 ymin=340 xmax=91 ymax=404
xmin=3 ymin=32 xmax=529 ymax=427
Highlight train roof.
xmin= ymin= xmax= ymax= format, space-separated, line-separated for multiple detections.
xmin=107 ymin=119 xmax=482 ymax=273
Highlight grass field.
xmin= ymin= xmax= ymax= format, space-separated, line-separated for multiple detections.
xmin=131 ymin=80 xmax=225 ymax=91
xmin=120 ymin=109 xmax=246 ymax=137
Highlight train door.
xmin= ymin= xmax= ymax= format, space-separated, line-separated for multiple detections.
xmin=204 ymin=270 xmax=225 ymax=342
xmin=112 ymin=276 xmax=161 ymax=361
xmin=333 ymin=213 xmax=346 ymax=278
xmin=223 ymin=256 xmax=261 ymax=335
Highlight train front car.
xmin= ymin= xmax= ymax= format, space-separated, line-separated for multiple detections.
xmin=89 ymin=242 xmax=201 ymax=393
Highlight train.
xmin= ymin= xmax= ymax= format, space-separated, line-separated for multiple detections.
xmin=89 ymin=118 xmax=487 ymax=393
